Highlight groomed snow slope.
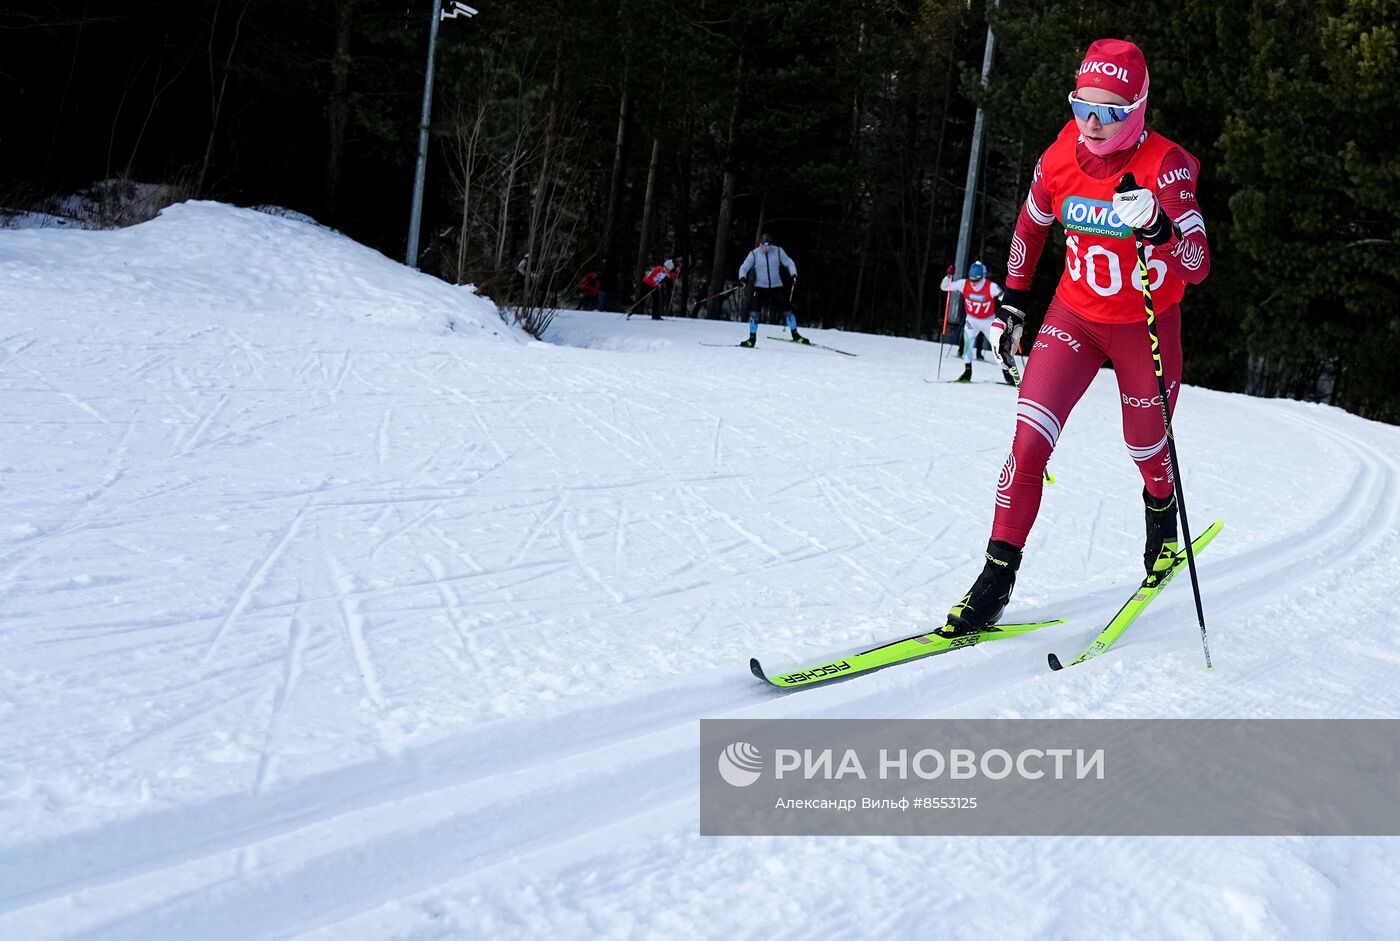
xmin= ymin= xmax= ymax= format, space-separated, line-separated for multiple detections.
xmin=2 ymin=204 xmax=1398 ymax=939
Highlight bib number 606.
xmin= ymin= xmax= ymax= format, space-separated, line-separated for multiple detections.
xmin=1065 ymin=234 xmax=1167 ymax=297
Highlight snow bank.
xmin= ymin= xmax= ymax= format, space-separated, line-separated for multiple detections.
xmin=1 ymin=219 xmax=1398 ymax=939
xmin=0 ymin=200 xmax=517 ymax=341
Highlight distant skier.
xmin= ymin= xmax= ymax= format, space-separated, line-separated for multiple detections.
xmin=940 ymin=260 xmax=1014 ymax=385
xmin=736 ymin=233 xmax=801 ymax=347
xmin=513 ymin=253 xmax=529 ymax=303
xmin=641 ymin=258 xmax=679 ymax=320
xmin=579 ymin=270 xmax=603 ymax=310
xmin=939 ymin=38 xmax=1211 ymax=637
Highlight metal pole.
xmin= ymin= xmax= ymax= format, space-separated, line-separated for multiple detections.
xmin=405 ymin=0 xmax=442 ymax=268
xmin=1121 ymin=172 xmax=1212 ymax=670
xmin=936 ymin=287 xmax=952 ymax=379
xmin=950 ymin=0 xmax=1000 ymax=325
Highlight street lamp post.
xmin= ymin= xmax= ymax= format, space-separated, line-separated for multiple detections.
xmin=949 ymin=0 xmax=1000 ymax=326
xmin=405 ymin=2 xmax=478 ymax=268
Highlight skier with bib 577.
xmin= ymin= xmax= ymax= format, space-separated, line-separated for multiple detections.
xmin=940 ymin=261 xmax=1015 ymax=385
xmin=939 ymin=38 xmax=1211 ymax=637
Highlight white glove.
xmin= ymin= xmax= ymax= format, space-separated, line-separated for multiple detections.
xmin=1112 ymin=184 xmax=1159 ymax=230
xmin=990 ymin=305 xmax=1025 ymax=371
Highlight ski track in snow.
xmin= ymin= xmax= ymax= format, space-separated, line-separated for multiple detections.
xmin=2 ymin=209 xmax=1399 ymax=939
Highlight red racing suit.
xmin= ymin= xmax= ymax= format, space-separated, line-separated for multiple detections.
xmin=643 ymin=265 xmax=674 ymax=289
xmin=992 ymin=122 xmax=1211 ymax=547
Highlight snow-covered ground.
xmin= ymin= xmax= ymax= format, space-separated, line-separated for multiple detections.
xmin=2 ymin=203 xmax=1398 ymax=939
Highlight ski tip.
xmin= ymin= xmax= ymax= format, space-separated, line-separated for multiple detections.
xmin=749 ymin=657 xmax=767 ymax=681
xmin=1047 ymin=652 xmax=1064 ymax=672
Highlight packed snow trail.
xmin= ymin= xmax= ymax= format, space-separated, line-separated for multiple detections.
xmin=2 ymin=204 xmax=1398 ymax=939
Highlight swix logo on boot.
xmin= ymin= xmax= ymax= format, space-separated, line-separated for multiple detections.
xmin=1079 ymin=61 xmax=1130 ymax=84
xmin=1158 ymin=168 xmax=1192 ymax=188
xmin=1038 ymin=324 xmax=1082 ymax=352
xmin=1061 ymin=196 xmax=1130 ymax=238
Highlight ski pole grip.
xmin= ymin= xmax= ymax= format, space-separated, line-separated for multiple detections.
xmin=1116 ymin=172 xmax=1138 ymax=193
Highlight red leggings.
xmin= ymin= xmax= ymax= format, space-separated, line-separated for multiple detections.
xmin=991 ymin=297 xmax=1181 ymax=548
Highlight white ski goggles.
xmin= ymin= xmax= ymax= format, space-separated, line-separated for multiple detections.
xmin=1067 ymin=93 xmax=1146 ymax=124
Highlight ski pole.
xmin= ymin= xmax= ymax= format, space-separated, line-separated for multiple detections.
xmin=692 ymin=284 xmax=741 ymax=317
xmin=936 ymin=287 xmax=953 ymax=379
xmin=626 ymin=284 xmax=660 ymax=319
xmin=1119 ymin=172 xmax=1212 ymax=670
xmin=696 ymin=284 xmax=742 ymax=306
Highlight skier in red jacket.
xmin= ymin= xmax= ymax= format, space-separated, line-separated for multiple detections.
xmin=641 ymin=259 xmax=679 ymax=320
xmin=940 ymin=38 xmax=1211 ymax=637
xmin=579 ymin=270 xmax=603 ymax=310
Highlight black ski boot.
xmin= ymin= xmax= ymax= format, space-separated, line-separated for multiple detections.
xmin=1143 ymin=487 xmax=1179 ymax=584
xmin=939 ymin=540 xmax=1022 ymax=636
xmin=791 ymin=329 xmax=811 ymax=345
xmin=955 ymin=363 xmax=973 ymax=383
xmin=1003 ymin=369 xmax=1017 ymax=386
xmin=739 ymin=335 xmax=756 ymax=348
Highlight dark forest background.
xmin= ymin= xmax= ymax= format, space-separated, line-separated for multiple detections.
xmin=2 ymin=1 xmax=1397 ymax=420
